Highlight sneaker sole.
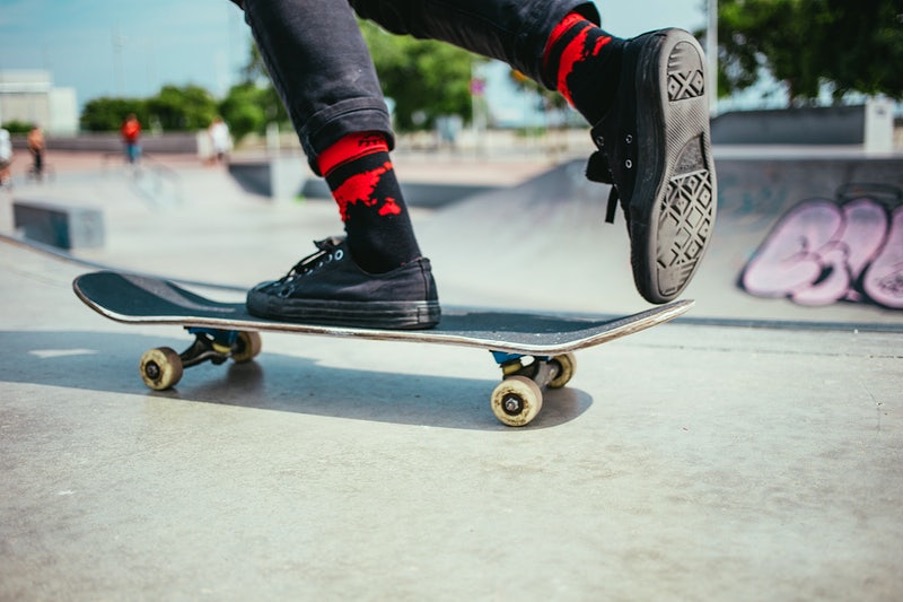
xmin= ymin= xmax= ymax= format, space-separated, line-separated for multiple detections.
xmin=246 ymin=292 xmax=441 ymax=330
xmin=631 ymin=29 xmax=716 ymax=304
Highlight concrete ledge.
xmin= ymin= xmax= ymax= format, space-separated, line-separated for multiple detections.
xmin=712 ymin=101 xmax=896 ymax=152
xmin=228 ymin=155 xmax=500 ymax=207
xmin=12 ymin=199 xmax=105 ymax=249
xmin=11 ymin=132 xmax=200 ymax=154
xmin=227 ymin=156 xmax=307 ymax=201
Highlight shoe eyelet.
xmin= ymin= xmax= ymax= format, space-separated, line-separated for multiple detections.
xmin=625 ymin=159 xmax=633 ymax=169
xmin=595 ymin=135 xmax=605 ymax=146
xmin=334 ymin=249 xmax=344 ymax=261
xmin=625 ymin=134 xmax=633 ymax=144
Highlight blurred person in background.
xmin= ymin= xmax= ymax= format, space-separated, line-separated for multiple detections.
xmin=121 ymin=114 xmax=142 ymax=165
xmin=26 ymin=125 xmax=45 ymax=181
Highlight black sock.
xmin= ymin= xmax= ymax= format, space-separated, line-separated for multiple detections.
xmin=542 ymin=12 xmax=625 ymax=124
xmin=321 ymin=137 xmax=422 ymax=274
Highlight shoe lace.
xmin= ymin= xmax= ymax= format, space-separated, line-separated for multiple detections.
xmin=586 ymin=145 xmax=621 ymax=224
xmin=280 ymin=237 xmax=345 ymax=282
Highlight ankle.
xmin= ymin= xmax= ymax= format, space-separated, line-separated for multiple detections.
xmin=542 ymin=12 xmax=623 ymax=124
xmin=317 ymin=132 xmax=422 ymax=274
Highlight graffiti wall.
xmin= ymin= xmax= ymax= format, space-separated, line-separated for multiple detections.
xmin=423 ymin=155 xmax=902 ymax=324
xmin=738 ymin=184 xmax=902 ymax=310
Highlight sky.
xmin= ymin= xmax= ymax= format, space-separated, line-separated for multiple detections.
xmin=0 ymin=0 xmax=708 ymax=112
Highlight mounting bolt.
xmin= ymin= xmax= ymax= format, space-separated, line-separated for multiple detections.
xmin=145 ymin=362 xmax=160 ymax=380
xmin=503 ymin=395 xmax=523 ymax=415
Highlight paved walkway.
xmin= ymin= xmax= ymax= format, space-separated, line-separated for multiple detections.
xmin=0 ymin=152 xmax=900 ymax=601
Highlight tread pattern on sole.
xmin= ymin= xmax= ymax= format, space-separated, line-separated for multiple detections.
xmin=667 ymin=41 xmax=706 ymax=101
xmin=656 ymin=39 xmax=715 ymax=299
xmin=659 ymin=162 xmax=715 ymax=297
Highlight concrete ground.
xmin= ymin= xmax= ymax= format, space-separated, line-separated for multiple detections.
xmin=0 ymin=151 xmax=901 ymax=601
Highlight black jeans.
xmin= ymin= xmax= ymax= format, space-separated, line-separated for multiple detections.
xmin=235 ymin=0 xmax=597 ymax=173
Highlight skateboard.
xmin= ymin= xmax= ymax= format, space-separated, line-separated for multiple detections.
xmin=73 ymin=270 xmax=693 ymax=427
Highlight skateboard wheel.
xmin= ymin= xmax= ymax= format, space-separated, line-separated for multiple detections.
xmin=231 ymin=331 xmax=262 ymax=363
xmin=139 ymin=347 xmax=184 ymax=391
xmin=548 ymin=353 xmax=577 ymax=389
xmin=490 ymin=375 xmax=543 ymax=427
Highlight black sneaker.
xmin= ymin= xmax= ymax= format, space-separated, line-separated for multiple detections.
xmin=246 ymin=237 xmax=441 ymax=330
xmin=587 ymin=28 xmax=717 ymax=304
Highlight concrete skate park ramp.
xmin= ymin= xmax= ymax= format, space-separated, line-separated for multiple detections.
xmin=227 ymin=155 xmax=497 ymax=206
xmin=420 ymin=152 xmax=902 ymax=327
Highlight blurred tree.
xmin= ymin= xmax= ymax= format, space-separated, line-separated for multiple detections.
xmin=714 ymin=0 xmax=902 ymax=104
xmin=818 ymin=0 xmax=902 ymax=100
xmin=240 ymin=43 xmax=269 ymax=85
xmin=221 ymin=24 xmax=479 ymax=135
xmin=218 ymin=83 xmax=267 ymax=142
xmin=359 ymin=20 xmax=478 ymax=131
xmin=81 ymin=86 xmax=218 ymax=133
xmin=146 ymin=85 xmax=219 ymax=131
xmin=80 ymin=97 xmax=148 ymax=132
xmin=1 ymin=120 xmax=43 ymax=135
xmin=80 ymin=21 xmax=484 ymax=137
xmin=218 ymin=43 xmax=289 ymax=141
xmin=237 ymin=44 xmax=287 ymax=122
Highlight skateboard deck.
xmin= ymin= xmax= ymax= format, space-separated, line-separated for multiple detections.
xmin=73 ymin=270 xmax=693 ymax=426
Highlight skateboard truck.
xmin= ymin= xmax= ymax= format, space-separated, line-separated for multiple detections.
xmin=489 ymin=351 xmax=577 ymax=427
xmin=138 ymin=328 xmax=262 ymax=391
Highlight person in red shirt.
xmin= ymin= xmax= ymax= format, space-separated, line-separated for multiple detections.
xmin=121 ymin=114 xmax=142 ymax=164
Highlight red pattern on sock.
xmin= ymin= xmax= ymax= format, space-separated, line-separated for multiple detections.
xmin=543 ymin=13 xmax=613 ymax=108
xmin=545 ymin=12 xmax=585 ymax=50
xmin=330 ymin=161 xmax=401 ymax=222
xmin=318 ymin=132 xmax=421 ymax=272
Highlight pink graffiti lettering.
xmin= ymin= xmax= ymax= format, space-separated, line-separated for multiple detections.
xmin=740 ymin=196 xmax=902 ymax=310
xmin=862 ymin=205 xmax=903 ymax=308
